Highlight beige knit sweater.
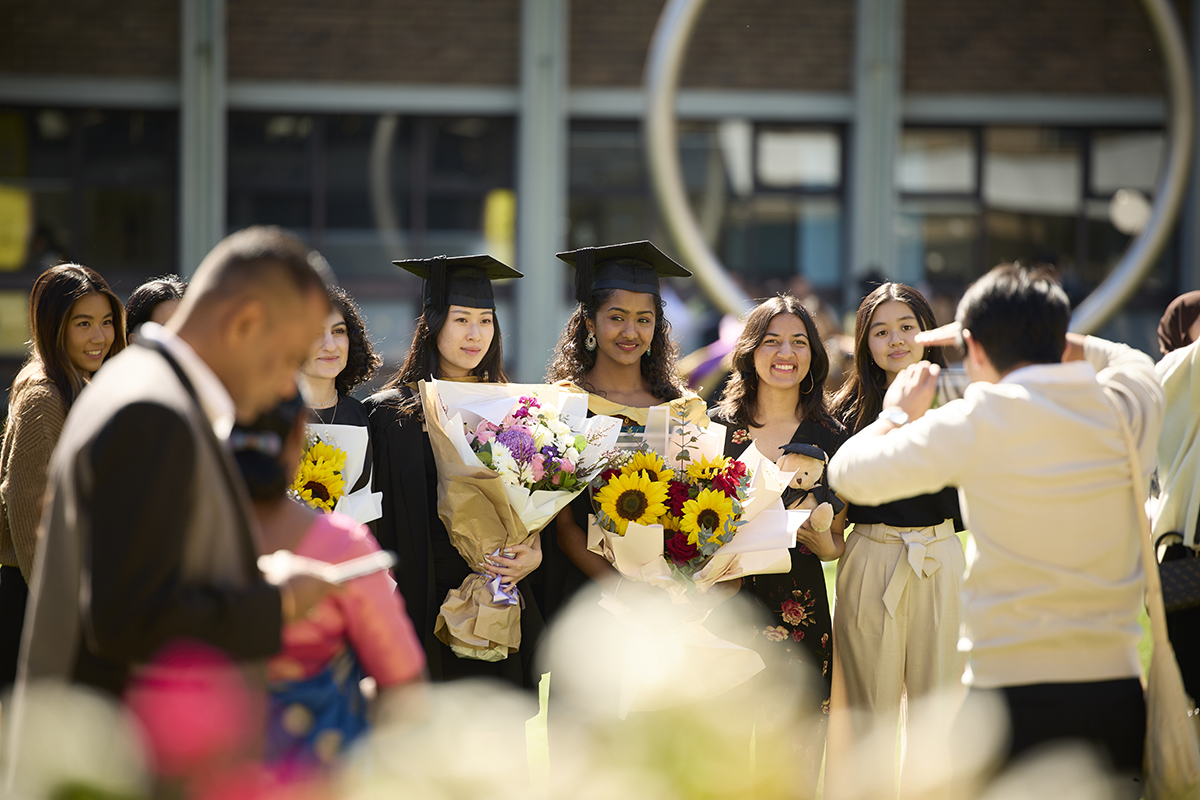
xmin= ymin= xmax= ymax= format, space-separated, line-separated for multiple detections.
xmin=0 ymin=369 xmax=67 ymax=580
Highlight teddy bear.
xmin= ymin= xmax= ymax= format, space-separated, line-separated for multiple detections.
xmin=775 ymin=442 xmax=845 ymax=532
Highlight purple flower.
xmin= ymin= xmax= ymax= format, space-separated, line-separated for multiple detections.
xmin=541 ymin=444 xmax=560 ymax=459
xmin=496 ymin=427 xmax=536 ymax=463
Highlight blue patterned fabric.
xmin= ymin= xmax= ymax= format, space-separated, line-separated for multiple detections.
xmin=266 ymin=648 xmax=369 ymax=767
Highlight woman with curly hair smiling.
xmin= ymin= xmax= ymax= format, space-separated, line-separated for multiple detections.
xmin=296 ymin=283 xmax=385 ymax=525
xmin=538 ymin=241 xmax=698 ymax=624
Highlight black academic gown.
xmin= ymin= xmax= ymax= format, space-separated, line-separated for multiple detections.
xmin=364 ymin=386 xmax=544 ymax=688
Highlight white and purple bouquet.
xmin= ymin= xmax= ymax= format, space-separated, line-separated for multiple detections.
xmin=470 ymin=395 xmax=596 ymax=494
xmin=420 ymin=380 xmax=619 ymax=661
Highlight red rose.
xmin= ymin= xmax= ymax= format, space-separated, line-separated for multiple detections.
xmin=710 ymin=471 xmax=740 ymax=498
xmin=666 ymin=480 xmax=691 ymax=516
xmin=724 ymin=459 xmax=748 ymax=480
xmin=665 ymin=531 xmax=699 ymax=564
xmin=599 ymin=467 xmax=621 ymax=482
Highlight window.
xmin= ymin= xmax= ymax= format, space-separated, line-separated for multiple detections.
xmin=227 ymin=112 xmax=517 ymax=378
xmin=897 ymin=125 xmax=1173 ymax=318
xmin=567 ymin=119 xmax=846 ymax=302
xmin=0 ymin=107 xmax=177 ymax=286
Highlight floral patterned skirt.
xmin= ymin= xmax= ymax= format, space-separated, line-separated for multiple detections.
xmin=696 ymin=547 xmax=831 ymax=795
xmin=745 ymin=547 xmax=832 ymax=712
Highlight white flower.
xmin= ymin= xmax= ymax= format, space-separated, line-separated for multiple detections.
xmin=495 ymin=456 xmax=521 ymax=486
xmin=564 ymin=447 xmax=580 ymax=462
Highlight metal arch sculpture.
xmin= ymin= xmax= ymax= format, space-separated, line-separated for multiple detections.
xmin=644 ymin=0 xmax=1194 ymax=331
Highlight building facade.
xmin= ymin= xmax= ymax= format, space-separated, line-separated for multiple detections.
xmin=0 ymin=0 xmax=1196 ymax=393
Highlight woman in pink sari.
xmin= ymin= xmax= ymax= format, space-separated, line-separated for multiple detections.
xmin=231 ymin=393 xmax=425 ymax=768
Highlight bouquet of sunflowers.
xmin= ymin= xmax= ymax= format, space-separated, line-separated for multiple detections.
xmin=587 ymin=404 xmax=806 ymax=598
xmin=292 ymin=432 xmax=347 ymax=513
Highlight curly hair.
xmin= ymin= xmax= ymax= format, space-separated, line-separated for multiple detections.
xmin=328 ymin=285 xmax=383 ymax=396
xmin=544 ymin=289 xmax=685 ymax=402
xmin=829 ymin=282 xmax=944 ymax=434
xmin=715 ymin=295 xmax=832 ymax=429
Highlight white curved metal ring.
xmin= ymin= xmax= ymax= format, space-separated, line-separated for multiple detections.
xmin=643 ymin=0 xmax=1194 ymax=331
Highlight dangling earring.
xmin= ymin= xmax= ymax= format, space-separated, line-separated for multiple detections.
xmin=645 ymin=342 xmax=652 ymax=357
xmin=585 ymin=331 xmax=597 ymax=351
xmin=801 ymin=372 xmax=814 ymax=393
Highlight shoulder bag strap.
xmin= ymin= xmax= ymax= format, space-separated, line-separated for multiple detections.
xmin=1103 ymin=389 xmax=1170 ymax=651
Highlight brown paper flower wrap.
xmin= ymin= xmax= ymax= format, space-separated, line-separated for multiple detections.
xmin=420 ymin=380 xmax=620 ymax=661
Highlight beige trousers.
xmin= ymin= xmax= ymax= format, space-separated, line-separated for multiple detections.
xmin=826 ymin=520 xmax=967 ymax=798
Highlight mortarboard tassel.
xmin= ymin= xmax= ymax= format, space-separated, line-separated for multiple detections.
xmin=426 ymin=254 xmax=448 ymax=310
xmin=574 ymin=248 xmax=595 ymax=305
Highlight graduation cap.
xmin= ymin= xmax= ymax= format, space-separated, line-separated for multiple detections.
xmin=394 ymin=254 xmax=522 ymax=311
xmin=556 ymin=241 xmax=691 ymax=305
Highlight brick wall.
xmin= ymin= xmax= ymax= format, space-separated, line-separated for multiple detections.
xmin=0 ymin=0 xmax=178 ymax=77
xmin=570 ymin=0 xmax=854 ymax=90
xmin=0 ymin=0 xmax=1182 ymax=95
xmin=227 ymin=0 xmax=520 ymax=84
xmin=905 ymin=0 xmax=1166 ymax=94
xmin=572 ymin=0 xmax=1177 ymax=95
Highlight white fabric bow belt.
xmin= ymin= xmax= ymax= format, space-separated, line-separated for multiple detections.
xmin=854 ymin=519 xmax=957 ymax=619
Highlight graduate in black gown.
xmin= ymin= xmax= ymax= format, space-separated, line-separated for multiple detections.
xmin=536 ymin=241 xmax=694 ymax=627
xmin=364 ymin=255 xmax=545 ymax=688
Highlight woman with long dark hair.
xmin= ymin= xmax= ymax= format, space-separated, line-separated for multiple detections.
xmin=827 ymin=282 xmax=964 ymax=781
xmin=364 ymin=255 xmax=542 ymax=687
xmin=538 ymin=241 xmax=695 ymax=623
xmin=708 ymin=294 xmax=847 ymax=790
xmin=296 ymin=284 xmax=384 ymax=525
xmin=0 ymin=264 xmax=126 ymax=685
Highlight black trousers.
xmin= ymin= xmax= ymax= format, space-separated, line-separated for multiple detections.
xmin=1000 ymin=678 xmax=1145 ymax=778
xmin=0 ymin=565 xmax=28 ymax=688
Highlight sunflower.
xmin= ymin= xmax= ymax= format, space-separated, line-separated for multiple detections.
xmin=661 ymin=513 xmax=683 ymax=532
xmin=595 ymin=471 xmax=669 ymax=535
xmin=622 ymin=450 xmax=670 ymax=483
xmin=680 ymin=488 xmax=736 ymax=546
xmin=686 ymin=454 xmax=731 ymax=482
xmin=293 ymin=440 xmax=347 ymax=513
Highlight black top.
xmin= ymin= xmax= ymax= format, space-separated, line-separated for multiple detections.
xmin=708 ymin=411 xmax=848 ymax=489
xmin=309 ymin=395 xmax=373 ymax=495
xmin=841 ymin=417 xmax=963 ymax=530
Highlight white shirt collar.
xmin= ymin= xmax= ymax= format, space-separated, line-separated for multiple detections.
xmin=138 ymin=322 xmax=237 ymax=440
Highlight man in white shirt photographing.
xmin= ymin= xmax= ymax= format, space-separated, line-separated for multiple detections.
xmin=829 ymin=263 xmax=1162 ymax=794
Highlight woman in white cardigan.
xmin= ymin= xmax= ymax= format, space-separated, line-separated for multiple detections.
xmin=1153 ymin=290 xmax=1200 ymax=700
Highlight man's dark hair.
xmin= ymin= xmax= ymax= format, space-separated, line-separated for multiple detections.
xmin=957 ymin=263 xmax=1070 ymax=374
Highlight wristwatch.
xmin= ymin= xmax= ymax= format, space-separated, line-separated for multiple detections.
xmin=878 ymin=407 xmax=909 ymax=427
